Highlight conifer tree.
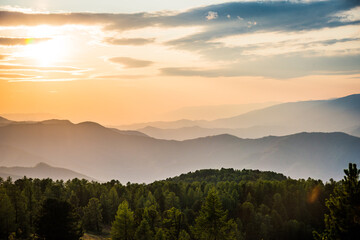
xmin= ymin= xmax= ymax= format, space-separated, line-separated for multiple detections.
xmin=178 ymin=230 xmax=191 ymax=240
xmin=314 ymin=163 xmax=360 ymax=240
xmin=192 ymin=189 xmax=237 ymax=240
xmin=83 ymin=198 xmax=103 ymax=233
xmin=0 ymin=192 xmax=16 ymax=239
xmin=111 ymin=201 xmax=135 ymax=240
xmin=135 ymin=219 xmax=153 ymax=240
xmin=154 ymin=228 xmax=166 ymax=240
xmin=36 ymin=198 xmax=83 ymax=240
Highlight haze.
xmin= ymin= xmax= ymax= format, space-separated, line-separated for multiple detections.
xmin=0 ymin=0 xmax=359 ymax=125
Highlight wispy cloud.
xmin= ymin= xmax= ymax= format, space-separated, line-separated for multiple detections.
xmin=161 ymin=54 xmax=360 ymax=79
xmin=94 ymin=74 xmax=146 ymax=79
xmin=0 ymin=73 xmax=37 ymax=79
xmin=108 ymin=57 xmax=153 ymax=68
xmin=206 ymin=11 xmax=218 ymax=20
xmin=104 ymin=37 xmax=155 ymax=45
xmin=0 ymin=37 xmax=51 ymax=46
xmin=0 ymin=64 xmax=87 ymax=72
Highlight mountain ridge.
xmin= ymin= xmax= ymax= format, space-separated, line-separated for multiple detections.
xmin=0 ymin=117 xmax=358 ymax=182
xmin=0 ymin=162 xmax=96 ymax=181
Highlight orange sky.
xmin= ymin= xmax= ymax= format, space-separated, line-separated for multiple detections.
xmin=0 ymin=1 xmax=359 ymax=124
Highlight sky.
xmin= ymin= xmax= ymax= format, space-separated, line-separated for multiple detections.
xmin=0 ymin=0 xmax=359 ymax=125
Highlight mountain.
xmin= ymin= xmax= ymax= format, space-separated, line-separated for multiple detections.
xmin=126 ymin=94 xmax=360 ymax=140
xmin=0 ymin=116 xmax=12 ymax=126
xmin=0 ymin=118 xmax=359 ymax=182
xmin=0 ymin=162 xmax=96 ymax=181
xmin=117 ymin=119 xmax=207 ymax=130
xmin=138 ymin=125 xmax=291 ymax=140
xmin=161 ymin=102 xmax=277 ymax=121
xmin=210 ymin=94 xmax=360 ymax=130
xmin=1 ymin=113 xmax=61 ymax=122
xmin=345 ymin=125 xmax=360 ymax=138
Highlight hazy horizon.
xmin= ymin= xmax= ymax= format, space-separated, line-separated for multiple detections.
xmin=1 ymin=0 xmax=360 ymax=125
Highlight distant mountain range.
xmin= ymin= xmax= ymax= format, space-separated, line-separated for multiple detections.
xmin=0 ymin=116 xmax=359 ymax=182
xmin=161 ymin=102 xmax=278 ymax=121
xmin=119 ymin=94 xmax=360 ymax=140
xmin=0 ymin=162 xmax=95 ymax=181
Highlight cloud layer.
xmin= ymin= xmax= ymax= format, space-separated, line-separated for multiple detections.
xmin=0 ymin=0 xmax=359 ymax=79
xmin=108 ymin=57 xmax=153 ymax=68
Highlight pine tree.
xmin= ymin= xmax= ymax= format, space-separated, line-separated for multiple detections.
xmin=154 ymin=228 xmax=166 ymax=240
xmin=192 ymin=188 xmax=237 ymax=240
xmin=0 ymin=192 xmax=16 ymax=239
xmin=178 ymin=230 xmax=191 ymax=240
xmin=162 ymin=207 xmax=184 ymax=240
xmin=314 ymin=163 xmax=360 ymax=240
xmin=83 ymin=197 xmax=103 ymax=233
xmin=135 ymin=219 xmax=153 ymax=240
xmin=111 ymin=201 xmax=135 ymax=240
xmin=36 ymin=198 xmax=83 ymax=240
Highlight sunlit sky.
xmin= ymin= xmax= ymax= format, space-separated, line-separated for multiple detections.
xmin=0 ymin=0 xmax=359 ymax=124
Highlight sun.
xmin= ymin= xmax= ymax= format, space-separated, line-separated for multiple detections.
xmin=21 ymin=37 xmax=69 ymax=67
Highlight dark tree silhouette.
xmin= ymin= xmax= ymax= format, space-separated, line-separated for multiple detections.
xmin=314 ymin=163 xmax=360 ymax=240
xmin=36 ymin=198 xmax=83 ymax=240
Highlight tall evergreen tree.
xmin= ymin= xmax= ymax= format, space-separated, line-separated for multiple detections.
xmin=0 ymin=192 xmax=16 ymax=239
xmin=192 ymin=189 xmax=237 ymax=240
xmin=135 ymin=219 xmax=153 ymax=240
xmin=314 ymin=163 xmax=360 ymax=240
xmin=83 ymin=197 xmax=103 ymax=233
xmin=111 ymin=200 xmax=135 ymax=240
xmin=36 ymin=198 xmax=83 ymax=240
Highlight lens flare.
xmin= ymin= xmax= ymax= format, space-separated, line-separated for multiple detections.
xmin=20 ymin=37 xmax=70 ymax=67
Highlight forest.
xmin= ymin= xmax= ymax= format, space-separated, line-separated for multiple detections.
xmin=0 ymin=164 xmax=358 ymax=240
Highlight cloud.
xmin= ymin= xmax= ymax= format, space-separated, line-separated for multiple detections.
xmin=0 ymin=73 xmax=37 ymax=79
xmin=160 ymin=54 xmax=360 ymax=79
xmin=1 ymin=0 xmax=359 ymax=79
xmin=206 ymin=11 xmax=218 ymax=20
xmin=0 ymin=64 xmax=86 ymax=72
xmin=0 ymin=0 xmax=358 ymax=31
xmin=104 ymin=37 xmax=155 ymax=45
xmin=0 ymin=37 xmax=51 ymax=46
xmin=0 ymin=54 xmax=9 ymax=60
xmin=108 ymin=57 xmax=153 ymax=68
xmin=94 ymin=74 xmax=146 ymax=79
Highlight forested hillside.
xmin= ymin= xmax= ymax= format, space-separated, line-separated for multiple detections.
xmin=1 ymin=166 xmax=358 ymax=240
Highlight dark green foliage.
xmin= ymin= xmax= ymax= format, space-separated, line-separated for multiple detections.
xmin=192 ymin=189 xmax=237 ymax=240
xmin=83 ymin=197 xmax=103 ymax=233
xmin=0 ymin=192 xmax=16 ymax=239
xmin=111 ymin=201 xmax=135 ymax=240
xmin=314 ymin=163 xmax=360 ymax=240
xmin=36 ymin=198 xmax=83 ymax=240
xmin=167 ymin=168 xmax=287 ymax=183
xmin=135 ymin=219 xmax=153 ymax=240
xmin=1 ymin=166 xmax=355 ymax=240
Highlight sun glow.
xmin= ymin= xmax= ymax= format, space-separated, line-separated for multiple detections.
xmin=20 ymin=37 xmax=70 ymax=67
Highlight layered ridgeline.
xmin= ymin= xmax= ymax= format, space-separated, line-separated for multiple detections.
xmin=0 ymin=162 xmax=95 ymax=181
xmin=0 ymin=116 xmax=359 ymax=182
xmin=119 ymin=94 xmax=360 ymax=140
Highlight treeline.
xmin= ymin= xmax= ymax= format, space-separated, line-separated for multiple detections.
xmin=0 ymin=167 xmax=358 ymax=240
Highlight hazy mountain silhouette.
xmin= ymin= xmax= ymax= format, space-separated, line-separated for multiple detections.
xmin=117 ymin=119 xmax=208 ymax=130
xmin=125 ymin=94 xmax=360 ymax=140
xmin=1 ymin=113 xmax=61 ymax=122
xmin=346 ymin=125 xmax=360 ymax=137
xmin=138 ymin=125 xmax=291 ymax=141
xmin=0 ymin=116 xmax=12 ymax=126
xmin=0 ymin=162 xmax=96 ymax=181
xmin=0 ymin=118 xmax=359 ymax=182
xmin=161 ymin=102 xmax=277 ymax=121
